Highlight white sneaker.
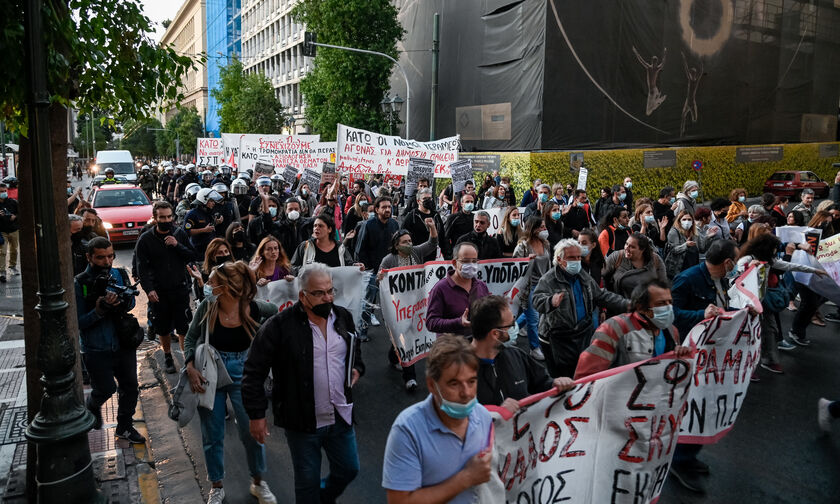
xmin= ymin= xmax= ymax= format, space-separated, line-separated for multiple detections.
xmin=818 ymin=398 xmax=833 ymax=433
xmin=530 ymin=347 xmax=545 ymax=361
xmin=249 ymin=481 xmax=277 ymax=504
xmin=207 ymin=487 xmax=225 ymax=504
xmin=8 ymin=267 xmax=18 ymax=276
xmin=371 ymin=314 xmax=381 ymax=326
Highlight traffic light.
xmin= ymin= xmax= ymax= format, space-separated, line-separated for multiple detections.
xmin=303 ymin=32 xmax=317 ymax=57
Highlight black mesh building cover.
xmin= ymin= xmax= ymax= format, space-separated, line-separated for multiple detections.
xmin=395 ymin=0 xmax=840 ymax=150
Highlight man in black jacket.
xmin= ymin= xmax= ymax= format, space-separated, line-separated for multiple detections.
xmin=0 ymin=183 xmax=19 ymax=282
xmin=243 ymin=264 xmax=363 ymax=504
xmin=442 ymin=192 xmax=475 ymax=259
xmin=402 ymin=188 xmax=443 ymax=262
xmin=470 ymin=295 xmax=573 ymax=414
xmin=455 ymin=211 xmax=502 ymax=260
xmin=134 ymin=201 xmax=195 ymax=374
xmin=355 ymin=196 xmax=399 ymax=341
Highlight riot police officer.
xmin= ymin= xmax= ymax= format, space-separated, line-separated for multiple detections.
xmin=184 ymin=187 xmax=223 ymax=258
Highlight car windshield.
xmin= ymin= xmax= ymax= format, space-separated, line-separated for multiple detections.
xmin=99 ymin=162 xmax=135 ymax=175
xmin=93 ymin=189 xmax=150 ymax=208
xmin=769 ymin=173 xmax=794 ymax=181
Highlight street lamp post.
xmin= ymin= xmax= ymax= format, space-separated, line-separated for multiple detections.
xmin=23 ymin=0 xmax=103 ymax=501
xmin=380 ymin=94 xmax=404 ymax=136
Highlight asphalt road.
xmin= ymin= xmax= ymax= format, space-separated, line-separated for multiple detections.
xmin=98 ymin=185 xmax=840 ymax=503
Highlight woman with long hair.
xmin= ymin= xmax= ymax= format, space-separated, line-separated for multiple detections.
xmin=250 ymin=235 xmax=292 ymax=286
xmin=482 ymin=184 xmax=509 ymax=209
xmin=342 ymin=192 xmax=370 ymax=236
xmin=665 ymin=210 xmax=704 ymax=279
xmin=726 ymin=187 xmax=748 ymax=223
xmin=495 ymin=206 xmax=523 ymax=257
xmin=602 ymin=233 xmax=667 ymax=300
xmin=809 ymin=208 xmax=837 ymax=239
xmin=188 ymin=238 xmax=234 ymax=300
xmin=313 ymin=184 xmax=343 ymax=234
xmin=225 ymin=221 xmax=255 ymax=262
xmin=541 ymin=201 xmax=565 ymax=250
xmin=290 ymin=213 xmax=354 ymax=274
xmin=631 ymin=203 xmax=667 ymax=249
xmin=183 ymin=261 xmax=279 ymax=504
xmin=513 ymin=217 xmax=551 ymax=360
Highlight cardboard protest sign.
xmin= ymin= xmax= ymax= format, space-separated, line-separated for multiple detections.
xmin=282 ymin=165 xmax=298 ymax=185
xmin=404 ymin=158 xmax=435 ymax=198
xmin=379 ymin=258 xmax=529 ymax=366
xmin=320 ymin=162 xmax=337 ymax=186
xmin=336 ymin=124 xmax=460 ymax=177
xmin=300 ymin=168 xmax=322 ymax=193
xmin=196 ymin=138 xmax=224 ymax=166
xmin=576 ymin=166 xmax=589 ymax=191
xmin=450 ymin=159 xmax=473 ymax=194
xmin=254 ymin=158 xmax=275 ymax=177
xmin=727 ymin=264 xmax=764 ymax=313
xmin=255 ymin=266 xmax=370 ymax=328
xmin=816 ymin=233 xmax=840 ymax=284
xmin=679 ymin=309 xmax=761 ymax=444
xmin=238 ymin=134 xmax=325 ymax=173
xmin=487 ymin=353 xmax=693 ymax=503
xmin=775 ymin=226 xmax=822 ymax=255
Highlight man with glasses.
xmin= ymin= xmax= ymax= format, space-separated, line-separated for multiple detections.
xmin=244 ymin=263 xmax=364 ymax=504
xmin=469 ymin=295 xmax=574 ymax=414
xmin=426 ymin=242 xmax=490 ymax=338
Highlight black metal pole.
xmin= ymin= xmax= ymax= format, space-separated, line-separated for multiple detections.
xmin=430 ymin=12 xmax=439 ymax=141
xmin=23 ymin=0 xmax=103 ymax=502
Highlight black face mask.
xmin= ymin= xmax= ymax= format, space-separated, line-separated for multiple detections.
xmin=215 ymin=255 xmax=232 ymax=265
xmin=310 ymin=301 xmax=332 ymax=319
xmin=422 ymin=199 xmax=435 ymax=211
xmin=232 ymin=231 xmax=245 ymax=243
xmin=157 ymin=221 xmax=173 ymax=233
xmin=82 ymin=225 xmax=94 ymax=234
xmin=90 ymin=263 xmax=110 ymax=276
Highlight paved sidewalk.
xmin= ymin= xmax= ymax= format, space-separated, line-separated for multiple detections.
xmin=0 ymin=269 xmax=163 ymax=503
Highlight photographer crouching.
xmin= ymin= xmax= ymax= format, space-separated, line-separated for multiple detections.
xmin=75 ymin=236 xmax=145 ymax=444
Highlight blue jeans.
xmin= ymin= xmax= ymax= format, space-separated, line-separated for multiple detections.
xmin=197 ymin=350 xmax=267 ymax=483
xmin=516 ymin=286 xmax=540 ymax=349
xmin=359 ymin=273 xmax=379 ymax=338
xmin=284 ymin=417 xmax=359 ymax=504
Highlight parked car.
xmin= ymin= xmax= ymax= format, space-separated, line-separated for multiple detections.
xmin=763 ymin=171 xmax=830 ymax=200
xmin=90 ymin=184 xmax=153 ymax=243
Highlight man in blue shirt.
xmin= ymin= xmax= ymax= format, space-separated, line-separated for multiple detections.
xmin=75 ymin=237 xmax=144 ymax=444
xmin=382 ymin=335 xmax=492 ymax=503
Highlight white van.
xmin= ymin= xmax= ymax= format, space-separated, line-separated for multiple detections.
xmin=94 ymin=150 xmax=136 ymax=183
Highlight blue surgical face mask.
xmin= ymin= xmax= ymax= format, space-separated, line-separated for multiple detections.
xmin=539 ymin=193 xmax=549 ymax=203
xmin=0 ymin=193 xmax=8 ymax=200
xmin=690 ymin=190 xmax=699 ymax=199
xmin=577 ymin=201 xmax=584 ymax=208
xmin=564 ymin=260 xmax=582 ymax=275
xmin=463 ymin=202 xmax=475 ymax=212
xmin=669 ymin=197 xmax=676 ymax=204
xmin=269 ymin=207 xmax=278 ymax=217
xmin=551 ymin=211 xmax=562 ymax=221
xmin=619 ymin=193 xmax=627 ymax=201
xmin=650 ymin=305 xmax=675 ymax=329
xmin=625 ymin=182 xmax=633 ymax=189
xmin=725 ymin=260 xmax=739 ymax=281
xmin=67 ymin=187 xmax=73 ymax=196
xmin=500 ymin=322 xmax=519 ymax=345
xmin=510 ymin=218 xmax=521 ymax=227
xmin=738 ymin=196 xmax=746 ymax=203
xmin=203 ymin=284 xmax=218 ymax=303
xmin=434 ymin=383 xmax=477 ymax=419
xmin=645 ymin=215 xmax=656 ymax=223
xmin=578 ymin=244 xmax=590 ymax=257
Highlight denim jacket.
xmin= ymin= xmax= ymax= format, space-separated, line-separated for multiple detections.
xmin=75 ymin=265 xmax=136 ymax=353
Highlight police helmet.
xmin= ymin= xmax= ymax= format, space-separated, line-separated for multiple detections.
xmin=231 ymin=178 xmax=249 ymax=196
xmin=212 ymin=183 xmax=229 ymax=195
xmin=256 ymin=176 xmax=272 ymax=188
xmin=196 ymin=187 xmax=224 ymax=205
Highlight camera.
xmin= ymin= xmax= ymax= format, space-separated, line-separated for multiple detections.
xmin=93 ymin=273 xmax=139 ymax=313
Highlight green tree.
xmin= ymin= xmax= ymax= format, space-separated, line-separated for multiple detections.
xmin=121 ymin=117 xmax=162 ymax=157
xmin=212 ymin=57 xmax=287 ymax=134
xmin=72 ymin=112 xmax=115 ymax=155
xmin=156 ymin=107 xmax=204 ymax=158
xmin=292 ymin=0 xmax=404 ymax=140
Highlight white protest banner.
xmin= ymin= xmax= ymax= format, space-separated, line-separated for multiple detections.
xmin=450 ymin=159 xmax=473 ymax=194
xmin=482 ymin=207 xmax=506 ymax=236
xmin=196 ymin=138 xmax=225 ymax=166
xmin=379 ymin=258 xmax=529 ymax=366
xmin=816 ymin=232 xmax=840 ymax=284
xmin=679 ymin=309 xmax=761 ymax=444
xmin=221 ymin=133 xmax=243 ymax=168
xmin=487 ymin=353 xmax=694 ymax=503
xmin=774 ymin=225 xmax=822 ymax=253
xmin=239 ymin=135 xmax=327 ymax=173
xmin=727 ymin=264 xmax=764 ymax=313
xmin=255 ymin=266 xmax=370 ymax=328
xmin=336 ymin=123 xmax=460 ymax=177
xmin=791 ymin=249 xmax=840 ymax=305
xmin=576 ymin=166 xmax=589 ymax=190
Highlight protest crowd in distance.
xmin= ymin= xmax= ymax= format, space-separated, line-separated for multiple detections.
xmin=71 ymin=125 xmax=840 ymax=504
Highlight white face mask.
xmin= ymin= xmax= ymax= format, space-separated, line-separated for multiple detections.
xmin=680 ymin=220 xmax=693 ymax=230
xmin=287 ymin=210 xmax=300 ymax=221
xmin=538 ymin=230 xmax=550 ymax=240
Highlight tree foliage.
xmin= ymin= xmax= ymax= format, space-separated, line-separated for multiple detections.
xmin=0 ymin=0 xmax=199 ymax=133
xmin=156 ymin=108 xmax=204 ymax=158
xmin=292 ymin=0 xmax=404 ymax=141
xmin=72 ymin=112 xmax=116 ymax=155
xmin=120 ymin=117 xmax=162 ymax=157
xmin=212 ymin=57 xmax=287 ymax=134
